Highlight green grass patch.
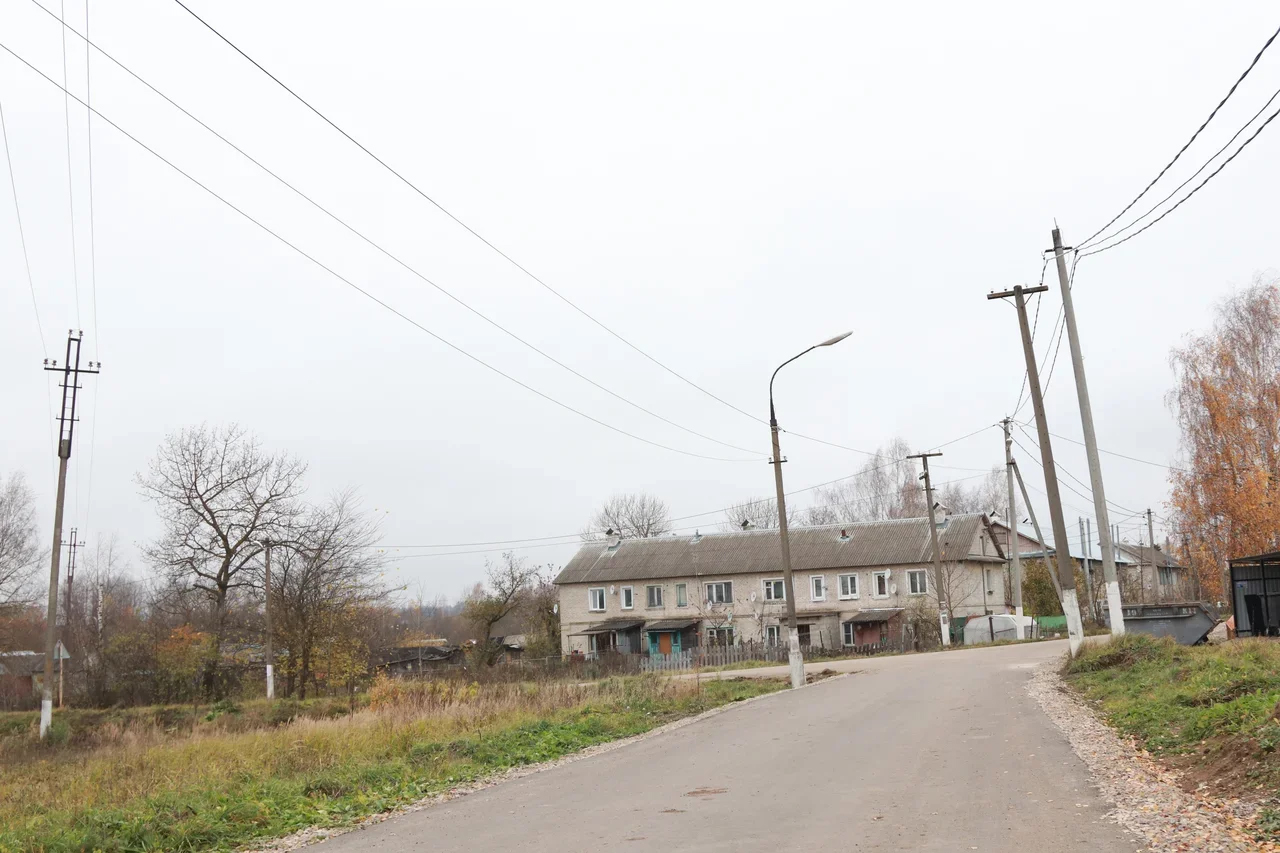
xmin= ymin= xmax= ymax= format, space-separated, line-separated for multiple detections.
xmin=1065 ymin=634 xmax=1280 ymax=840
xmin=0 ymin=677 xmax=781 ymax=852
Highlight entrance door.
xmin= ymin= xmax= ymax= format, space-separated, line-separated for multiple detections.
xmin=797 ymin=624 xmax=811 ymax=647
xmin=658 ymin=632 xmax=673 ymax=655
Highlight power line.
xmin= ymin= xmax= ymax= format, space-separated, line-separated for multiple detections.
xmin=383 ymin=472 xmax=993 ymax=559
xmin=30 ymin=4 xmax=768 ymax=457
xmin=1079 ymin=21 xmax=1280 ymax=249
xmin=1013 ymin=427 xmax=1144 ymax=517
xmin=1081 ymin=100 xmax=1280 ymax=258
xmin=82 ymin=0 xmax=102 ymax=542
xmin=0 ymin=41 xmax=757 ymax=464
xmin=168 ymin=0 xmax=772 ymax=429
xmin=1089 ymin=83 xmax=1280 ymax=251
xmin=1010 ymin=257 xmax=1049 ymax=418
xmin=1044 ymin=429 xmax=1191 ymax=474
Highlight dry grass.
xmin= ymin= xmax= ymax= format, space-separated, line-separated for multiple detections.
xmin=0 ymin=674 xmax=782 ymax=852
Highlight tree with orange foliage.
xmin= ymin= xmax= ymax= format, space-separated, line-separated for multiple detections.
xmin=1168 ymin=279 xmax=1280 ymax=602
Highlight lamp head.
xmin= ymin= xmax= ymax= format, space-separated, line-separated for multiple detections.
xmin=818 ymin=331 xmax=852 ymax=347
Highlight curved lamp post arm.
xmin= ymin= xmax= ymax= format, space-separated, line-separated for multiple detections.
xmin=768 ymin=331 xmax=852 ymax=424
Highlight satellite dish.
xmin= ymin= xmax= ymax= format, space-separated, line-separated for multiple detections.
xmin=552 ymin=603 xmax=559 ymax=615
xmin=609 ymin=585 xmax=616 ymax=594
xmin=749 ymin=591 xmax=757 ymax=602
xmin=890 ymin=584 xmax=898 ymax=595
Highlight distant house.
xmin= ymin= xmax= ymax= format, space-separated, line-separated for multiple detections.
xmin=0 ymin=645 xmax=71 ymax=709
xmin=554 ymin=513 xmax=1009 ymax=655
xmin=377 ymin=645 xmax=463 ymax=676
xmin=1117 ymin=543 xmax=1191 ymax=601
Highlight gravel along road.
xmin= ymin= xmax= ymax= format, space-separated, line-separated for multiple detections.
xmin=317 ymin=640 xmax=1144 ymax=852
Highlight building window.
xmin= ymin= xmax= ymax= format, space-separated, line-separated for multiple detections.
xmin=839 ymin=573 xmax=859 ymax=599
xmin=843 ymin=621 xmax=855 ymax=647
xmin=766 ymin=625 xmax=781 ymax=646
xmin=1159 ymin=567 xmax=1174 ymax=586
xmin=810 ymin=575 xmax=827 ymax=602
xmin=763 ymin=578 xmax=785 ymax=601
xmin=984 ymin=568 xmax=994 ymax=594
xmin=646 ymin=585 xmax=663 ymax=608
xmin=908 ymin=570 xmax=928 ymax=595
xmin=705 ymin=581 xmax=733 ymax=604
xmin=981 ymin=535 xmax=987 ymax=556
xmin=588 ymin=587 xmax=606 ymax=611
xmin=874 ymin=571 xmax=890 ymax=598
xmin=707 ymin=626 xmax=735 ymax=646
xmin=621 ymin=586 xmax=634 ymax=609
xmin=676 ymin=583 xmax=688 ymax=607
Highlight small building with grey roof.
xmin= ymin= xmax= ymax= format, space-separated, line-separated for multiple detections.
xmin=553 ymin=513 xmax=1009 ymax=656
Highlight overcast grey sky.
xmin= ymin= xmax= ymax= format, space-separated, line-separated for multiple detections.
xmin=1 ymin=1 xmax=1277 ymax=599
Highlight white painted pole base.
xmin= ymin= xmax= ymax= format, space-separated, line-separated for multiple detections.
xmin=266 ymin=663 xmax=275 ymax=700
xmin=1015 ymin=606 xmax=1023 ymax=617
xmin=1062 ymin=589 xmax=1085 ymax=658
xmin=787 ymin=627 xmax=805 ymax=689
xmin=1105 ymin=580 xmax=1126 ymax=636
xmin=39 ymin=698 xmax=53 ymax=738
xmin=938 ymin=613 xmax=951 ymax=647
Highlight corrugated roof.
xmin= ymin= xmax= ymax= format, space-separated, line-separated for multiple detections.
xmin=554 ymin=514 xmax=996 ymax=585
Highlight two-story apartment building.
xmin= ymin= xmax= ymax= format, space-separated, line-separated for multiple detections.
xmin=554 ymin=513 xmax=1009 ymax=656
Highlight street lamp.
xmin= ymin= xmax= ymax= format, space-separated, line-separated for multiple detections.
xmin=769 ymin=330 xmax=852 ymax=689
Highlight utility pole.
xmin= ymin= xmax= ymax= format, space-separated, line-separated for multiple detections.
xmin=1002 ymin=418 xmax=1023 ymax=616
xmin=1147 ymin=509 xmax=1157 ymax=603
xmin=263 ymin=539 xmax=275 ymax=700
xmin=1012 ymin=459 xmax=1061 ymax=600
xmin=62 ymin=528 xmax=84 ymax=632
xmin=1050 ymin=227 xmax=1125 ymax=635
xmin=1086 ymin=518 xmax=1096 ymax=619
xmin=908 ymin=452 xmax=950 ymax=647
xmin=40 ymin=330 xmax=99 ymax=738
xmin=1078 ymin=517 xmax=1094 ymax=623
xmin=988 ymin=285 xmax=1084 ymax=656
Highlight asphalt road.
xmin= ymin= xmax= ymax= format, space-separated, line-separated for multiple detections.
xmin=322 ymin=641 xmax=1142 ymax=852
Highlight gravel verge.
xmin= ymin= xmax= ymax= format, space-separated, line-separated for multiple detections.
xmin=1028 ymin=659 xmax=1275 ymax=852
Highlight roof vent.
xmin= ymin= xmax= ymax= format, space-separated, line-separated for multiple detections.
xmin=606 ymin=536 xmax=622 ymax=552
xmin=692 ymin=530 xmax=703 ymax=543
xmin=839 ymin=528 xmax=850 ymax=542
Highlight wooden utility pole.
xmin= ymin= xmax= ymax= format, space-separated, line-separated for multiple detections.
xmin=987 ymin=285 xmax=1084 ymax=656
xmin=1147 ymin=509 xmax=1157 ymax=602
xmin=908 ymin=452 xmax=950 ymax=646
xmin=1002 ymin=418 xmax=1022 ymax=616
xmin=62 ymin=528 xmax=84 ymax=633
xmin=1078 ymin=517 xmax=1094 ymax=622
xmin=1050 ymin=227 xmax=1125 ymax=635
xmin=40 ymin=331 xmax=99 ymax=738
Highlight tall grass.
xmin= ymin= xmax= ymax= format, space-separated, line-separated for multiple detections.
xmin=0 ymin=673 xmax=781 ymax=852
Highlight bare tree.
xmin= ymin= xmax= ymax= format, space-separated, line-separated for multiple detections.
xmin=266 ymin=491 xmax=386 ymax=699
xmin=720 ymin=496 xmax=797 ymax=532
xmin=583 ymin=493 xmax=671 ymax=540
xmin=137 ymin=424 xmax=306 ymax=695
xmin=810 ymin=438 xmax=923 ymax=524
xmin=0 ymin=472 xmax=43 ymax=609
xmin=463 ymin=551 xmax=542 ymax=664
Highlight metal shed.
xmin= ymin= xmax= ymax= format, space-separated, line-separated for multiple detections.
xmin=1228 ymin=551 xmax=1280 ymax=637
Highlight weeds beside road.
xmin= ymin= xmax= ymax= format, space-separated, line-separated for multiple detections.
xmin=0 ymin=674 xmax=782 ymax=853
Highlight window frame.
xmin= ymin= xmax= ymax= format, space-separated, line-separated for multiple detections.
xmin=620 ymin=586 xmax=634 ymax=610
xmin=907 ymin=569 xmax=928 ymax=596
xmin=588 ymin=587 xmax=606 ymax=612
xmin=762 ymin=578 xmax=786 ymax=601
xmin=705 ymin=581 xmax=733 ymax=605
xmin=810 ymin=575 xmax=827 ymax=602
xmin=873 ymin=570 xmax=891 ymax=599
xmin=765 ymin=624 xmax=781 ymax=646
xmin=675 ymin=583 xmax=688 ymax=607
xmin=838 ymin=573 xmax=859 ymax=600
xmin=646 ymin=584 xmax=664 ymax=608
xmin=842 ymin=621 xmax=855 ymax=647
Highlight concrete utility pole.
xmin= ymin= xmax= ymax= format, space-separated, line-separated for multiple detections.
xmin=1050 ymin=227 xmax=1125 ymax=635
xmin=1086 ymin=518 xmax=1096 ymax=619
xmin=1147 ymin=509 xmax=1157 ymax=601
xmin=1078 ymin=517 xmax=1094 ymax=622
xmin=768 ymin=331 xmax=852 ymax=689
xmin=1012 ymin=459 xmax=1061 ymax=600
xmin=62 ymin=528 xmax=84 ymax=632
xmin=263 ymin=539 xmax=275 ymax=701
xmin=987 ymin=285 xmax=1084 ymax=656
xmin=1002 ymin=418 xmax=1023 ymax=616
xmin=40 ymin=331 xmax=99 ymax=738
xmin=909 ymin=452 xmax=950 ymax=646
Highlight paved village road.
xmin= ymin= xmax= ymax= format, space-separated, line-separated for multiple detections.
xmin=321 ymin=641 xmax=1142 ymax=853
